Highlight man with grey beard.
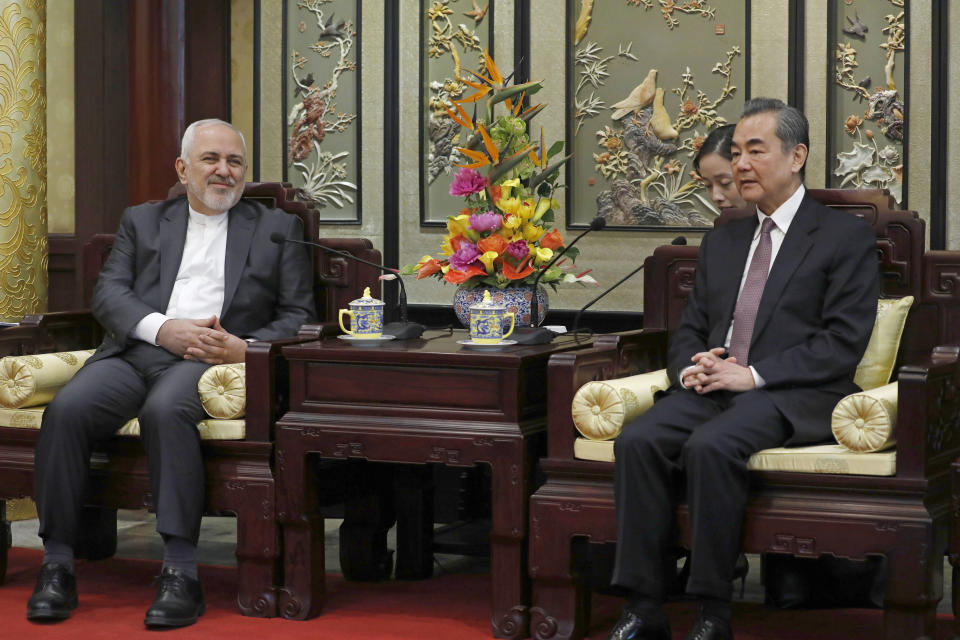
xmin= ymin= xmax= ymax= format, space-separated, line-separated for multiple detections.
xmin=27 ymin=119 xmax=315 ymax=629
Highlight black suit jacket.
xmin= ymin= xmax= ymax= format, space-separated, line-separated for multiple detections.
xmin=89 ymin=196 xmax=316 ymax=363
xmin=667 ymin=192 xmax=879 ymax=444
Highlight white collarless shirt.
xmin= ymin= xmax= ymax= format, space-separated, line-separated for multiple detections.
xmin=133 ymin=205 xmax=230 ymax=345
xmin=681 ymin=184 xmax=806 ymax=389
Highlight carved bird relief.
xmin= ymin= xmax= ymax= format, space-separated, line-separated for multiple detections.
xmin=843 ymin=13 xmax=868 ymax=38
xmin=649 ymin=88 xmax=679 ymax=141
xmin=610 ymin=69 xmax=658 ymax=121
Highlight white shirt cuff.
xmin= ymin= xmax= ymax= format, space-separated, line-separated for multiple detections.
xmin=132 ymin=312 xmax=170 ymax=346
xmin=679 ymin=365 xmax=695 ymax=388
xmin=749 ymin=366 xmax=765 ymax=389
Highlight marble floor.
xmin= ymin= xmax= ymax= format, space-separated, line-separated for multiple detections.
xmin=11 ymin=510 xmax=955 ymax=614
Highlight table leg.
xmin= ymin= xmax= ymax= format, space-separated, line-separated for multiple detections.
xmin=394 ymin=464 xmax=434 ymax=580
xmin=488 ymin=439 xmax=530 ymax=639
xmin=276 ymin=436 xmax=326 ymax=620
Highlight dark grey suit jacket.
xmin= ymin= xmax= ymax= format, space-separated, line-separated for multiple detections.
xmin=88 ymin=196 xmax=316 ymax=363
xmin=667 ymin=192 xmax=879 ymax=444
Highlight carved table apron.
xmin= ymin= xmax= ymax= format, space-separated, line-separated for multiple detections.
xmin=275 ymin=330 xmax=586 ymax=638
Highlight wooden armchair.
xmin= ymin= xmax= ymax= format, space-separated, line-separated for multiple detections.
xmin=0 ymin=183 xmax=382 ymax=617
xmin=528 ymin=190 xmax=960 ymax=640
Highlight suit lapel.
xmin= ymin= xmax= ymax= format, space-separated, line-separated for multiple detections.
xmin=159 ymin=202 xmax=188 ymax=311
xmin=222 ymin=200 xmax=257 ymax=315
xmin=749 ymin=195 xmax=818 ymax=347
xmin=710 ymin=217 xmax=757 ymax=346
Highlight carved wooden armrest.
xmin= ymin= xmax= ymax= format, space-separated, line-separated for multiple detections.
xmin=243 ymin=334 xmax=330 ymax=441
xmin=894 ymin=345 xmax=960 ymax=479
xmin=18 ymin=310 xmax=101 ymax=353
xmin=546 ymin=329 xmax=668 ymax=459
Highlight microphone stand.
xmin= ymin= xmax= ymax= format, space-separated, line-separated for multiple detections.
xmin=272 ymin=233 xmax=426 ymax=339
xmin=570 ymin=236 xmax=687 ymax=342
xmin=514 ymin=216 xmax=607 ymax=345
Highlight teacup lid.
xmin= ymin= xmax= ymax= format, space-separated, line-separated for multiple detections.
xmin=470 ymin=289 xmax=503 ymax=311
xmin=349 ymin=286 xmax=383 ymax=307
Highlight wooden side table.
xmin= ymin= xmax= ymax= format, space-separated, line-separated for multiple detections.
xmin=275 ymin=329 xmax=586 ymax=638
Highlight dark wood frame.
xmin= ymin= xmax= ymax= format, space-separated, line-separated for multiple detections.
xmin=527 ymin=189 xmax=960 ymax=640
xmin=0 ymin=184 xmax=381 ymax=616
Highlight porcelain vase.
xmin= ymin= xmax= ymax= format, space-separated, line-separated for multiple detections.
xmin=453 ymin=285 xmax=549 ymax=330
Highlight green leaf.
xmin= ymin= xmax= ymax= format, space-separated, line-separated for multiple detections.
xmin=547 ymin=140 xmax=565 ymax=158
xmin=487 ymin=146 xmax=534 ymax=185
xmin=488 ymin=80 xmax=544 ymax=107
xmin=561 ymin=246 xmax=580 ymax=263
xmin=538 ymin=209 xmax=555 ymax=224
xmin=399 ymin=264 xmax=419 ymax=276
xmin=519 ymin=103 xmax=546 ymax=124
xmin=528 ymin=154 xmax=572 ymax=192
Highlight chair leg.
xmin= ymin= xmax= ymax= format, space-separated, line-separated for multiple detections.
xmin=529 ymin=497 xmax=593 ymax=640
xmin=0 ymin=501 xmax=9 ymax=585
xmin=74 ymin=506 xmax=117 ymax=561
xmin=233 ymin=481 xmax=280 ymax=618
xmin=881 ymin=529 xmax=941 ymax=640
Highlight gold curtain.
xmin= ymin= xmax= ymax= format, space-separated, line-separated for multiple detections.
xmin=0 ymin=0 xmax=46 ymax=320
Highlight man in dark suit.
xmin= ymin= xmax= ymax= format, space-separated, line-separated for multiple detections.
xmin=607 ymin=99 xmax=878 ymax=640
xmin=27 ymin=119 xmax=315 ymax=628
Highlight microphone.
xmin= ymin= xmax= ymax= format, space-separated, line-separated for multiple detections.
xmin=271 ymin=232 xmax=426 ymax=339
xmin=571 ymin=236 xmax=687 ymax=341
xmin=512 ymin=216 xmax=607 ymax=345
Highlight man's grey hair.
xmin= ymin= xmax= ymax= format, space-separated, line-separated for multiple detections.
xmin=180 ymin=119 xmax=247 ymax=161
xmin=740 ymin=98 xmax=808 ymax=176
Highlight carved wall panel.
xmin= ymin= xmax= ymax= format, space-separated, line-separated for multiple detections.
xmin=283 ymin=0 xmax=361 ymax=223
xmin=828 ymin=0 xmax=907 ymax=207
xmin=565 ymin=0 xmax=748 ymax=230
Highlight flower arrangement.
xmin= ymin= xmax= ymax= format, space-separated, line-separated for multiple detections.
xmin=402 ymin=51 xmax=596 ymax=290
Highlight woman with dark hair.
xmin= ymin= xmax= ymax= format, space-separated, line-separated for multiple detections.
xmin=694 ymin=125 xmax=746 ymax=211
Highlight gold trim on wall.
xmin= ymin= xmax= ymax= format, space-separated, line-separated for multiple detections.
xmin=0 ymin=0 xmax=47 ymax=319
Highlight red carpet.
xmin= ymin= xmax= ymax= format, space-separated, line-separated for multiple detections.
xmin=0 ymin=547 xmax=954 ymax=639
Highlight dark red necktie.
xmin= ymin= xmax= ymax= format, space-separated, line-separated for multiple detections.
xmin=728 ymin=217 xmax=776 ymax=364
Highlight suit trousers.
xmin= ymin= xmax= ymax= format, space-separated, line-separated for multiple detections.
xmin=611 ymin=387 xmax=791 ymax=601
xmin=35 ymin=343 xmax=211 ymax=547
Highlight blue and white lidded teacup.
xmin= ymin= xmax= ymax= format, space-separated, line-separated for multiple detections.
xmin=469 ymin=290 xmax=516 ymax=344
xmin=338 ymin=287 xmax=384 ymax=338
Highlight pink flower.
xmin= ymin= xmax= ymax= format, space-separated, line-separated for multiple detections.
xmin=449 ymin=240 xmax=481 ymax=270
xmin=469 ymin=211 xmax=502 ymax=232
xmin=506 ymin=240 xmax=529 ymax=261
xmin=449 ymin=168 xmax=487 ymax=196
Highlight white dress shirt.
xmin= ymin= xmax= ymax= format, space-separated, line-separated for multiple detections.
xmin=682 ymin=184 xmax=806 ymax=389
xmin=133 ymin=205 xmax=229 ymax=345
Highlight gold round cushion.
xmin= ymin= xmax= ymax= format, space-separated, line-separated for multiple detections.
xmin=197 ymin=363 xmax=246 ymax=419
xmin=571 ymin=369 xmax=671 ymax=441
xmin=0 ymin=351 xmax=96 ymax=409
xmin=831 ymin=381 xmax=897 ymax=452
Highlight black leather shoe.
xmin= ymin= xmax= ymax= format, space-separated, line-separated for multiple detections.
xmin=26 ymin=562 xmax=78 ymax=621
xmin=686 ymin=615 xmax=733 ymax=640
xmin=144 ymin=567 xmax=205 ymax=628
xmin=608 ymin=609 xmax=671 ymax=640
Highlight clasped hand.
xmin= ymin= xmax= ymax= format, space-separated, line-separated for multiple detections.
xmin=682 ymin=347 xmax=756 ymax=394
xmin=156 ymin=316 xmax=247 ymax=365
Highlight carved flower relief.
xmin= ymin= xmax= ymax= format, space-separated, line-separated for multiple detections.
xmin=844 ymin=115 xmax=864 ymax=134
xmin=834 ymin=142 xmax=875 ymax=179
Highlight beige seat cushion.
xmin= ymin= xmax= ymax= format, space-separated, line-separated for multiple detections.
xmin=854 ymin=296 xmax=912 ymax=391
xmin=0 ymin=351 xmax=96 ymax=408
xmin=573 ymin=438 xmax=896 ymax=476
xmin=571 ymin=369 xmax=670 ymax=440
xmin=198 ymin=363 xmax=246 ymax=419
xmin=0 ymin=407 xmax=245 ymax=440
xmin=831 ymin=382 xmax=897 ymax=452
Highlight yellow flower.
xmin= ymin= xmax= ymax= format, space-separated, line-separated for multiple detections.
xmin=446 ymin=214 xmax=478 ymax=241
xmin=534 ymin=247 xmax=554 ymax=264
xmin=499 ymin=178 xmax=521 ymax=199
xmin=516 ymin=199 xmax=534 ymax=221
xmin=503 ymin=214 xmax=522 ymax=230
xmin=523 ymin=223 xmax=544 ymax=243
xmin=532 ymin=198 xmax=558 ymax=223
xmin=478 ymin=251 xmax=499 ymax=273
xmin=498 ymin=197 xmax=521 ymax=215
